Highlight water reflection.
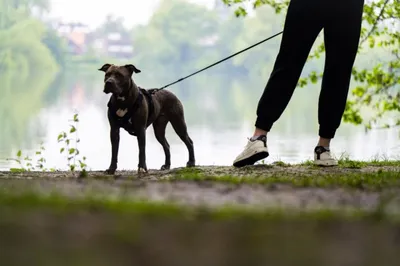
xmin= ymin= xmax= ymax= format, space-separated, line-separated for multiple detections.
xmin=0 ymin=71 xmax=398 ymax=171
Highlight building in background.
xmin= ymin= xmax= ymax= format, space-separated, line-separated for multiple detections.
xmin=54 ymin=22 xmax=90 ymax=55
xmin=91 ymin=32 xmax=134 ymax=59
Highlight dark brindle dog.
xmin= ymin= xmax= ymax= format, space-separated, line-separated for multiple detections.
xmin=99 ymin=63 xmax=195 ymax=174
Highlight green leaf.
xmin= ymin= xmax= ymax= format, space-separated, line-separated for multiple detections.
xmin=69 ymin=148 xmax=76 ymax=154
xmin=234 ymin=7 xmax=247 ymax=17
xmin=17 ymin=150 xmax=22 ymax=157
xmin=352 ymin=86 xmax=366 ymax=97
xmin=60 ymin=148 xmax=65 ymax=154
xmin=79 ymin=160 xmax=87 ymax=169
xmin=70 ymin=126 xmax=76 ymax=133
xmin=10 ymin=168 xmax=26 ymax=173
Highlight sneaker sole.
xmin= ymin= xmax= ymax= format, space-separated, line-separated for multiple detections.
xmin=233 ymin=151 xmax=269 ymax=168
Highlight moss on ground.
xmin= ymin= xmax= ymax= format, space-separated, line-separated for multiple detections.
xmin=170 ymin=168 xmax=400 ymax=190
xmin=1 ymin=160 xmax=399 ymax=190
xmin=303 ymin=157 xmax=400 ymax=168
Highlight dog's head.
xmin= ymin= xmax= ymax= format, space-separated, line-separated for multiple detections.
xmin=98 ymin=63 xmax=141 ymax=95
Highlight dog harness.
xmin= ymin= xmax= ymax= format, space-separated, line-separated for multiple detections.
xmin=107 ymin=88 xmax=157 ymax=136
xmin=139 ymin=87 xmax=156 ymax=125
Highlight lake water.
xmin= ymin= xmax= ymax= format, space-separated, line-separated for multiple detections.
xmin=0 ymin=71 xmax=398 ymax=171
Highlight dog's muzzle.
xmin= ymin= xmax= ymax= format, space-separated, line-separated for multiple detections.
xmin=104 ymin=79 xmax=118 ymax=94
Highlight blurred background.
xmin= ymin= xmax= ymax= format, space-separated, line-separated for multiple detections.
xmin=0 ymin=0 xmax=398 ymax=171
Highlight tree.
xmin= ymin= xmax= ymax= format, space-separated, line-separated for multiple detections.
xmin=0 ymin=0 xmax=59 ymax=74
xmin=93 ymin=14 xmax=128 ymax=37
xmin=131 ymin=0 xmax=220 ymax=83
xmin=222 ymin=0 xmax=400 ymax=131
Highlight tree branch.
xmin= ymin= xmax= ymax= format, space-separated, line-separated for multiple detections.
xmin=360 ymin=0 xmax=390 ymax=45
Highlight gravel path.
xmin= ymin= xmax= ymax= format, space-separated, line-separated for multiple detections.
xmin=1 ymin=164 xmax=400 ymax=213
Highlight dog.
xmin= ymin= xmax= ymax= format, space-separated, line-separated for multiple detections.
xmin=98 ymin=63 xmax=195 ymax=174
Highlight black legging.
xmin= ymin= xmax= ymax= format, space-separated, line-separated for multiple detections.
xmin=255 ymin=0 xmax=365 ymax=139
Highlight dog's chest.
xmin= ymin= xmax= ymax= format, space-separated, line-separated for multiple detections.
xmin=116 ymin=114 xmax=138 ymax=136
xmin=109 ymin=97 xmax=138 ymax=136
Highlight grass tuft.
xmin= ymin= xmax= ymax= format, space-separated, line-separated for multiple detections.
xmin=166 ymin=170 xmax=400 ymax=190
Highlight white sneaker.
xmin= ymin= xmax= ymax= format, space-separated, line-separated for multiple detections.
xmin=314 ymin=146 xmax=338 ymax=166
xmin=233 ymin=135 xmax=269 ymax=167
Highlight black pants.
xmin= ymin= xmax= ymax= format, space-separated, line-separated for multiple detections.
xmin=255 ymin=0 xmax=364 ymax=139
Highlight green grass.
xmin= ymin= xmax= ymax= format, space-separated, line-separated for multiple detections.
xmin=3 ymin=159 xmax=400 ymax=189
xmin=169 ymin=169 xmax=400 ymax=190
xmin=300 ymin=156 xmax=400 ymax=168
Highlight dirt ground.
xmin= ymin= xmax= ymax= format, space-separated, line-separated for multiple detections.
xmin=3 ymin=163 xmax=399 ymax=180
xmin=1 ymin=164 xmax=400 ymax=214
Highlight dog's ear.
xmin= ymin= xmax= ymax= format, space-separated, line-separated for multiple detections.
xmin=124 ymin=64 xmax=141 ymax=75
xmin=98 ymin=63 xmax=112 ymax=72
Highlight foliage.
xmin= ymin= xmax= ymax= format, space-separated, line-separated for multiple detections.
xmin=57 ymin=113 xmax=88 ymax=175
xmin=7 ymin=143 xmax=48 ymax=172
xmin=0 ymin=0 xmax=60 ymax=73
xmin=42 ymin=27 xmax=68 ymax=68
xmin=221 ymin=0 xmax=400 ymax=130
xmin=7 ymin=113 xmax=87 ymax=176
xmin=0 ymin=0 xmax=67 ymax=169
xmin=131 ymin=0 xmax=221 ymax=83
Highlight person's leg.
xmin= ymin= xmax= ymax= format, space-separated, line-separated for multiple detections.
xmin=314 ymin=0 xmax=364 ymax=166
xmin=233 ymin=0 xmax=324 ymax=167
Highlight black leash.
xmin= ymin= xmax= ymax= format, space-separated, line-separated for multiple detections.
xmin=158 ymin=31 xmax=283 ymax=90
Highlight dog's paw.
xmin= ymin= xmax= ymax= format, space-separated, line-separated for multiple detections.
xmin=104 ymin=168 xmax=116 ymax=175
xmin=186 ymin=161 xmax=196 ymax=168
xmin=160 ymin=164 xmax=170 ymax=170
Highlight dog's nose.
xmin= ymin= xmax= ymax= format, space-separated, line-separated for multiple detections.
xmin=105 ymin=80 xmax=114 ymax=87
xmin=104 ymin=80 xmax=115 ymax=93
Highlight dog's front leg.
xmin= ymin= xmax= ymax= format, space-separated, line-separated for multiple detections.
xmin=136 ymin=127 xmax=147 ymax=173
xmin=105 ymin=127 xmax=120 ymax=175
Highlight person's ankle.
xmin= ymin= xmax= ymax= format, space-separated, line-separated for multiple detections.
xmin=317 ymin=137 xmax=331 ymax=148
xmin=250 ymin=135 xmax=266 ymax=141
xmin=253 ymin=128 xmax=268 ymax=138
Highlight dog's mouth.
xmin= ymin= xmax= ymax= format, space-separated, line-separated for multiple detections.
xmin=103 ymin=88 xmax=120 ymax=95
xmin=104 ymin=81 xmax=123 ymax=95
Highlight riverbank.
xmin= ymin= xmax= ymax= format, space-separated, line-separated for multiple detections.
xmin=1 ymin=160 xmax=399 ymax=266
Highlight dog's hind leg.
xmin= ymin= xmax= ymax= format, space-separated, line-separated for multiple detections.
xmin=169 ymin=115 xmax=195 ymax=168
xmin=153 ymin=115 xmax=171 ymax=170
